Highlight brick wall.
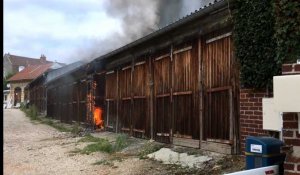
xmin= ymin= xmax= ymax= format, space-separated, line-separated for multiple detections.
xmin=282 ymin=113 xmax=300 ymax=175
xmin=282 ymin=64 xmax=300 ymax=75
xmin=281 ymin=64 xmax=300 ymax=175
xmin=239 ymin=89 xmax=271 ymax=152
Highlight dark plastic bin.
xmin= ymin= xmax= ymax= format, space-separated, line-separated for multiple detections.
xmin=245 ymin=136 xmax=285 ymax=172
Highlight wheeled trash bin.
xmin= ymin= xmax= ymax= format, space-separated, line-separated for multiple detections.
xmin=245 ymin=136 xmax=285 ymax=171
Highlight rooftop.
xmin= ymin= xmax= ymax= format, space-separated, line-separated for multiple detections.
xmin=8 ymin=63 xmax=54 ymax=82
xmin=4 ymin=53 xmax=66 ymax=67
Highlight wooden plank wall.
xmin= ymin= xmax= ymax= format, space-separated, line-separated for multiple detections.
xmin=104 ymin=39 xmax=201 ymax=141
xmin=104 ymin=30 xmax=239 ymax=153
xmin=46 ymin=77 xmax=89 ymax=124
xmin=41 ymin=28 xmax=239 ymax=153
xmin=29 ymin=84 xmax=46 ymax=113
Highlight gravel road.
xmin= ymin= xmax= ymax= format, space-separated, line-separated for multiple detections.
xmin=3 ymin=109 xmax=244 ymax=175
xmin=3 ymin=109 xmax=169 ymax=175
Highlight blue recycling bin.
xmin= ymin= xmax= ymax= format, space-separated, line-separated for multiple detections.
xmin=245 ymin=136 xmax=285 ymax=170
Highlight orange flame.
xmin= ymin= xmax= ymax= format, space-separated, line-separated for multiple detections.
xmin=94 ymin=107 xmax=103 ymax=128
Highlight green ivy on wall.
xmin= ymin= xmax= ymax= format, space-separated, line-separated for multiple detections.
xmin=232 ymin=0 xmax=300 ymax=89
xmin=274 ymin=0 xmax=300 ymax=63
xmin=233 ymin=0 xmax=278 ymax=89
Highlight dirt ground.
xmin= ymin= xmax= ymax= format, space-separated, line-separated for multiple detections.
xmin=4 ymin=109 xmax=245 ymax=175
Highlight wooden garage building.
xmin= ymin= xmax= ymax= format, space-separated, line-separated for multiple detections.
xmin=28 ymin=0 xmax=240 ymax=154
xmin=90 ymin=0 xmax=240 ymax=154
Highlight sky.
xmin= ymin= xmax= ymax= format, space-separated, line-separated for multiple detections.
xmin=4 ymin=0 xmax=214 ymax=64
xmin=4 ymin=0 xmax=122 ymax=64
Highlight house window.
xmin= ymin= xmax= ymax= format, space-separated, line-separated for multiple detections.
xmin=19 ymin=66 xmax=25 ymax=72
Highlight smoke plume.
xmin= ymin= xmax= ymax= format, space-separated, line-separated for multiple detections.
xmin=74 ymin=0 xmax=215 ymax=62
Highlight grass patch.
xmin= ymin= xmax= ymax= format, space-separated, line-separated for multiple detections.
xmin=52 ymin=124 xmax=71 ymax=132
xmin=69 ymin=148 xmax=82 ymax=154
xmin=21 ymin=107 xmax=80 ymax=134
xmin=92 ymin=153 xmax=124 ymax=166
xmin=40 ymin=118 xmax=71 ymax=132
xmin=22 ymin=105 xmax=40 ymax=121
xmin=138 ymin=142 xmax=163 ymax=159
xmin=113 ymin=134 xmax=130 ymax=152
xmin=78 ymin=134 xmax=104 ymax=143
xmin=74 ymin=134 xmax=131 ymax=155
xmin=81 ymin=140 xmax=113 ymax=154
xmin=70 ymin=123 xmax=82 ymax=135
xmin=92 ymin=160 xmax=114 ymax=166
xmin=108 ymin=153 xmax=124 ymax=162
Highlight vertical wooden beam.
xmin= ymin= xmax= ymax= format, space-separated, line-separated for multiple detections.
xmin=198 ymin=37 xmax=203 ymax=147
xmin=130 ymin=58 xmax=134 ymax=136
xmin=170 ymin=44 xmax=174 ymax=143
xmin=77 ymin=82 xmax=80 ymax=123
xmin=116 ymin=69 xmax=119 ymax=133
xmin=229 ymin=88 xmax=233 ymax=150
xmin=106 ymin=101 xmax=109 ymax=127
xmin=45 ymin=85 xmax=47 ymax=115
xmin=149 ymin=53 xmax=154 ymax=140
xmin=231 ymin=36 xmax=240 ymax=154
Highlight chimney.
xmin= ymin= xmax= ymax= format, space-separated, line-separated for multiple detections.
xmin=40 ymin=54 xmax=47 ymax=63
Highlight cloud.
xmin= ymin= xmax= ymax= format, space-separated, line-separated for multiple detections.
xmin=4 ymin=0 xmax=121 ymax=63
xmin=4 ymin=0 xmax=215 ymax=64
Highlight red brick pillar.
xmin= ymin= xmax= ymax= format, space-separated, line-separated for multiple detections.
xmin=282 ymin=113 xmax=300 ymax=175
xmin=281 ymin=64 xmax=300 ymax=174
xmin=239 ymin=89 xmax=271 ymax=152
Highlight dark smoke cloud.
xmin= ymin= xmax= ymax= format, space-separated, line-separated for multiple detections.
xmin=74 ymin=0 xmax=215 ymax=62
xmin=158 ymin=0 xmax=217 ymax=27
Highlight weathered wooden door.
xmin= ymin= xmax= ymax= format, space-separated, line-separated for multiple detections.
xmin=79 ymin=80 xmax=87 ymax=123
xmin=105 ymin=71 xmax=118 ymax=132
xmin=119 ymin=66 xmax=132 ymax=134
xmin=132 ymin=61 xmax=149 ymax=138
xmin=172 ymin=46 xmax=199 ymax=148
xmin=72 ymin=82 xmax=79 ymax=122
xmin=203 ymin=34 xmax=233 ymax=144
xmin=153 ymin=54 xmax=172 ymax=143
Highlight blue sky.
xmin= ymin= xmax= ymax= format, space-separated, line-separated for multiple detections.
xmin=4 ymin=0 xmax=122 ymax=64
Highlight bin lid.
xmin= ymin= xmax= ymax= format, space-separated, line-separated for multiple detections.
xmin=246 ymin=136 xmax=283 ymax=154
